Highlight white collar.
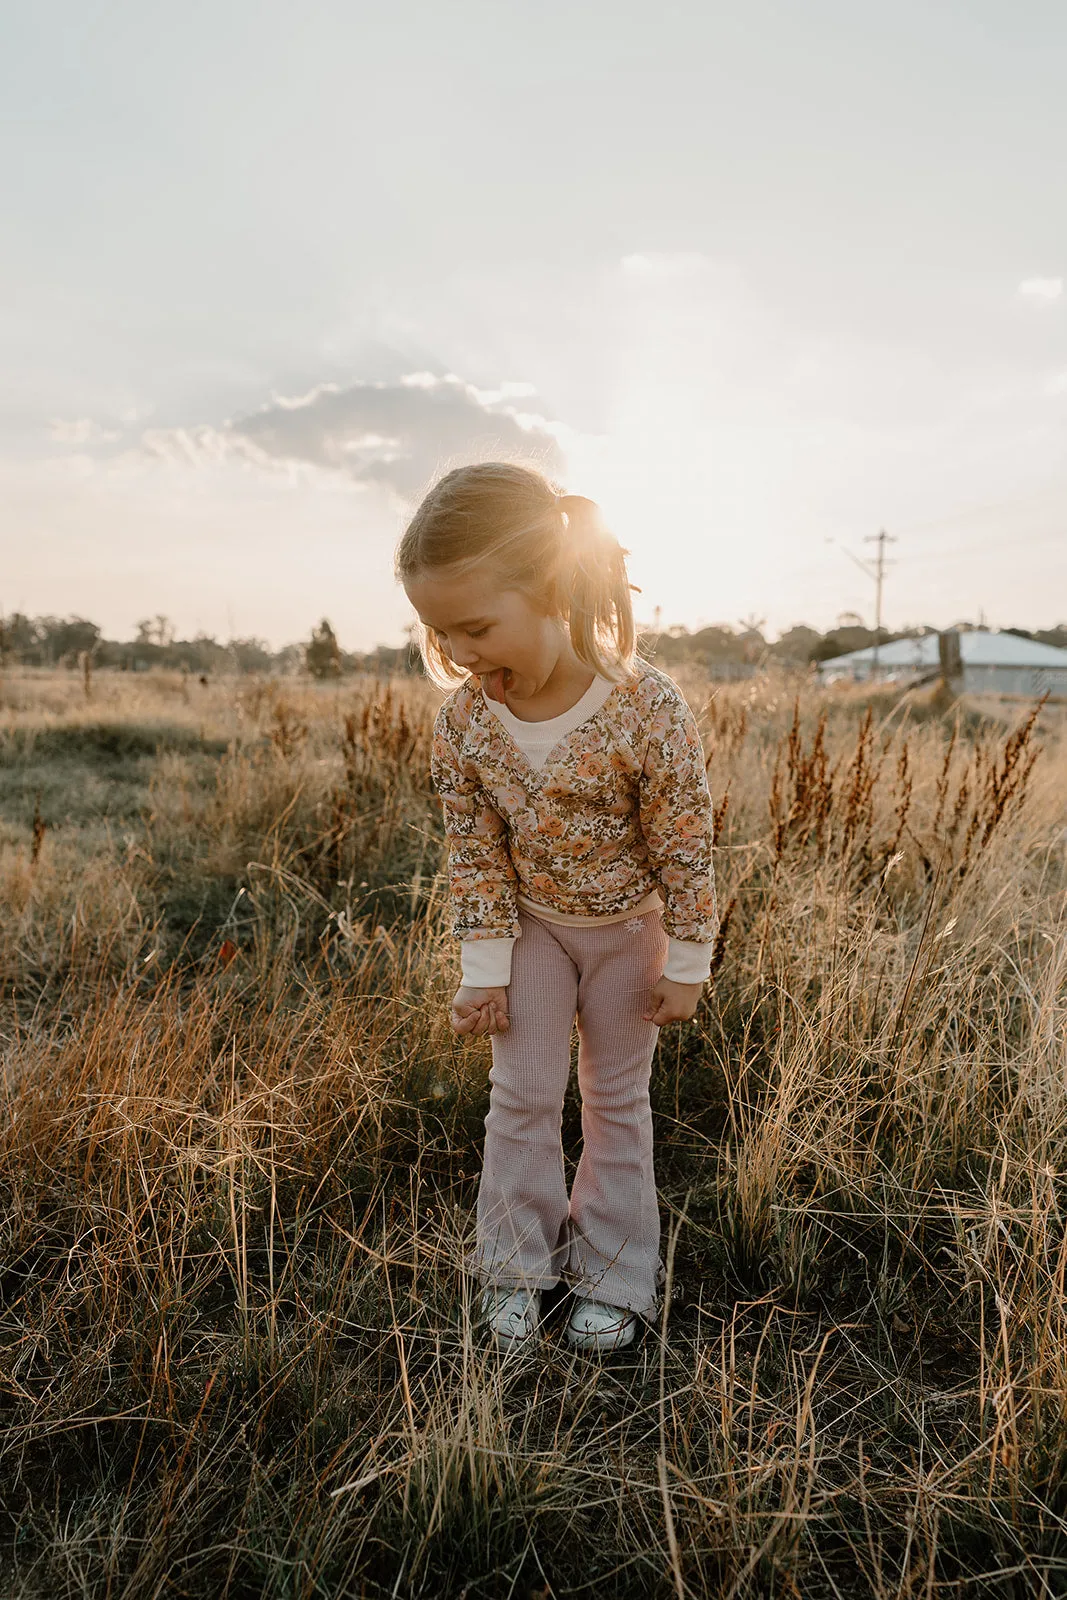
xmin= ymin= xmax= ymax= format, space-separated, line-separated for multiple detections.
xmin=483 ymin=675 xmax=617 ymax=768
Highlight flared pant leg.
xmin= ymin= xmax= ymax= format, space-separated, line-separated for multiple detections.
xmin=468 ymin=907 xmax=668 ymax=1317
xmin=468 ymin=911 xmax=579 ymax=1292
xmin=564 ymin=910 xmax=668 ymax=1315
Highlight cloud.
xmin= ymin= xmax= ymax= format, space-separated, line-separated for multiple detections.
xmin=49 ymin=417 xmax=122 ymax=446
xmin=1018 ymin=277 xmax=1063 ymax=303
xmin=139 ymin=373 xmax=564 ymax=499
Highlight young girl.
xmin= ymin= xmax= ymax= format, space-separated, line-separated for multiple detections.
xmin=396 ymin=461 xmax=717 ymax=1352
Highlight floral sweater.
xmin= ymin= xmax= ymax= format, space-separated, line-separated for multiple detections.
xmin=430 ymin=660 xmax=718 ymax=989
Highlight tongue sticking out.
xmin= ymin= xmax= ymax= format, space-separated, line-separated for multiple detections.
xmin=481 ymin=668 xmax=511 ymax=701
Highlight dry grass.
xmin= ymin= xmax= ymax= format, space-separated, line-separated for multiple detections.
xmin=0 ymin=663 xmax=1065 ymax=1598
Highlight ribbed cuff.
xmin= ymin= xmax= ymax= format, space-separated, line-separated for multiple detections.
xmin=663 ymin=936 xmax=712 ymax=984
xmin=460 ymin=937 xmax=515 ymax=988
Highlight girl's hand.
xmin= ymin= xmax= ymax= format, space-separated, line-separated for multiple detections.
xmin=451 ymin=985 xmax=510 ymax=1037
xmin=644 ymin=977 xmax=704 ymax=1027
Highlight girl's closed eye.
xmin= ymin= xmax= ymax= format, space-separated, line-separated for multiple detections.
xmin=434 ymin=626 xmax=489 ymax=644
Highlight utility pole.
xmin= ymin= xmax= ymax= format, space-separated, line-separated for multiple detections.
xmin=837 ymin=531 xmax=897 ymax=680
xmin=864 ymin=530 xmax=896 ymax=678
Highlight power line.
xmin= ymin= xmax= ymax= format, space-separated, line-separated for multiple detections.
xmin=891 ymin=478 xmax=1067 ymax=539
xmin=888 ymin=525 xmax=1064 ymax=567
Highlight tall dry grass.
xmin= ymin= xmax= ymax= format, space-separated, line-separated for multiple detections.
xmin=0 ymin=663 xmax=1065 ymax=1597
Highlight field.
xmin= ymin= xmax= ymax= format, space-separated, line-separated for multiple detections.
xmin=1 ymin=663 xmax=1065 ymax=1599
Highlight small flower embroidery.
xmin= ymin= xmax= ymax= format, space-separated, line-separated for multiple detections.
xmin=675 ymin=811 xmax=706 ymax=838
xmin=493 ymin=783 xmax=527 ymax=813
xmin=433 ymin=666 xmax=717 ymax=945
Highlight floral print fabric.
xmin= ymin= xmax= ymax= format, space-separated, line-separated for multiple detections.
xmin=430 ymin=660 xmax=718 ymax=948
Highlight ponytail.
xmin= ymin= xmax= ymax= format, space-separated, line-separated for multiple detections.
xmin=555 ymin=495 xmax=637 ymax=682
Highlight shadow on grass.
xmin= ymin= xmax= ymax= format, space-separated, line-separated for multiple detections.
xmin=1 ymin=721 xmax=231 ymax=766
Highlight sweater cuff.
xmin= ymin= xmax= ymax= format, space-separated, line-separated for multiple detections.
xmin=663 ymin=936 xmax=712 ymax=984
xmin=460 ymin=937 xmax=515 ymax=988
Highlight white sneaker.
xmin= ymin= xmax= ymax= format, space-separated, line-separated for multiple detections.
xmin=566 ymin=1297 xmax=638 ymax=1352
xmin=479 ymin=1287 xmax=542 ymax=1348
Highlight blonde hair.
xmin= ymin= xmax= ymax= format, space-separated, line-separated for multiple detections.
xmin=395 ymin=461 xmax=638 ymax=689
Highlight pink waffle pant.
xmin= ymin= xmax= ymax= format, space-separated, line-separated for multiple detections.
xmin=468 ymin=904 xmax=669 ymax=1317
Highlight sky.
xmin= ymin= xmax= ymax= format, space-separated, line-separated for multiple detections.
xmin=2 ymin=0 xmax=1066 ymax=650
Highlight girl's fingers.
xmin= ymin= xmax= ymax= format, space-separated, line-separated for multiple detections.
xmin=646 ymin=1004 xmax=673 ymax=1026
xmin=487 ymin=1002 xmax=507 ymax=1035
xmin=452 ymin=1005 xmax=486 ymax=1034
xmin=452 ymin=1001 xmax=510 ymax=1037
xmin=478 ymin=1003 xmax=495 ymax=1036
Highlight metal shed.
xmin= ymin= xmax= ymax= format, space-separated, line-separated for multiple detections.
xmin=818 ymin=630 xmax=1067 ymax=699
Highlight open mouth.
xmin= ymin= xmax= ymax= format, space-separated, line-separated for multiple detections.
xmin=480 ymin=667 xmax=513 ymax=700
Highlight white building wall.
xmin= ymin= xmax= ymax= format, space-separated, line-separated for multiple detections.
xmin=963 ymin=665 xmax=1067 ymax=698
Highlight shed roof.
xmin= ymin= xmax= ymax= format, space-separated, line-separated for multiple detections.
xmin=821 ymin=631 xmax=1067 ymax=671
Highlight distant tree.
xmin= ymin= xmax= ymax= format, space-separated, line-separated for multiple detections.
xmin=690 ymin=625 xmax=748 ymax=662
xmin=28 ymin=615 xmax=102 ymax=665
xmin=229 ymin=636 xmax=273 ymax=674
xmin=0 ymin=613 xmax=39 ymax=663
xmin=5 ymin=613 xmax=41 ymax=659
xmin=135 ymin=616 xmax=174 ymax=647
xmin=736 ymin=616 xmax=767 ymax=663
xmin=769 ymin=625 xmax=822 ymax=663
xmin=812 ymin=625 xmax=879 ymax=663
xmin=274 ymin=643 xmax=305 ymax=676
xmin=306 ymin=619 xmax=342 ymax=679
xmin=653 ymin=624 xmax=754 ymax=667
xmin=51 ymin=617 xmax=101 ymax=662
xmin=350 ymin=642 xmax=418 ymax=675
xmin=649 ymin=626 xmax=694 ymax=663
xmin=185 ymin=633 xmax=231 ymax=674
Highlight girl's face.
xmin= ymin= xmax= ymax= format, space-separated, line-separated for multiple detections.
xmin=404 ymin=568 xmax=571 ymax=702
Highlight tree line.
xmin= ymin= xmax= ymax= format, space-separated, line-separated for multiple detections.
xmin=2 ymin=611 xmax=1064 ymax=680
